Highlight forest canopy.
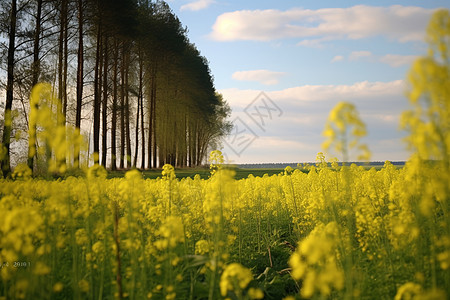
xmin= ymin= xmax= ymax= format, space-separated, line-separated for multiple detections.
xmin=0 ymin=0 xmax=231 ymax=176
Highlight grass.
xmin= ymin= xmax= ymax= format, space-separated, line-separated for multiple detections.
xmin=107 ymin=167 xmax=290 ymax=180
xmin=105 ymin=162 xmax=401 ymax=180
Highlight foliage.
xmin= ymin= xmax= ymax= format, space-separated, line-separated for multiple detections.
xmin=0 ymin=146 xmax=449 ymax=299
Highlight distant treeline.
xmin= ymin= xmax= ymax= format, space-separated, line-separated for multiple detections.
xmin=237 ymin=161 xmax=407 ymax=169
xmin=0 ymin=0 xmax=231 ymax=176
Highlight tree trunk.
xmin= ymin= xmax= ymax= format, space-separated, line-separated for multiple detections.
xmin=134 ymin=50 xmax=144 ymax=168
xmin=139 ymin=52 xmax=145 ymax=169
xmin=93 ymin=25 xmax=102 ymax=164
xmin=75 ymin=0 xmax=84 ymax=167
xmin=1 ymin=0 xmax=17 ymax=177
xmin=62 ymin=0 xmax=68 ymax=120
xmin=188 ymin=123 xmax=192 ymax=167
xmin=133 ymin=87 xmax=140 ymax=168
xmin=111 ymin=38 xmax=118 ymax=171
xmin=101 ymin=34 xmax=108 ymax=167
xmin=146 ymin=65 xmax=154 ymax=169
xmin=27 ymin=0 xmax=43 ymax=172
xmin=125 ymin=53 xmax=132 ymax=168
xmin=151 ymin=64 xmax=157 ymax=169
xmin=119 ymin=44 xmax=125 ymax=169
xmin=58 ymin=0 xmax=68 ymax=120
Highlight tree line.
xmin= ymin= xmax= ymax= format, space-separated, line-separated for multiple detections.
xmin=0 ymin=0 xmax=231 ymax=177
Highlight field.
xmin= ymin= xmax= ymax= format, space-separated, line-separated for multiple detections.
xmin=106 ymin=162 xmax=403 ymax=180
xmin=108 ymin=168 xmax=291 ymax=180
xmin=0 ymin=154 xmax=449 ymax=300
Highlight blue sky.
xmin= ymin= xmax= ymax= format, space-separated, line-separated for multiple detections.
xmin=171 ymin=0 xmax=450 ymax=163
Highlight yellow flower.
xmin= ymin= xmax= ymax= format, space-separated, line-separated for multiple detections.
xmin=162 ymin=164 xmax=176 ymax=180
xmin=78 ymin=279 xmax=90 ymax=293
xmin=33 ymin=262 xmax=51 ymax=275
xmin=220 ymin=263 xmax=253 ymax=296
xmin=322 ymin=101 xmax=370 ymax=162
xmin=75 ymin=228 xmax=88 ymax=246
xmin=394 ymin=282 xmax=422 ymax=300
xmin=53 ymin=282 xmax=64 ymax=293
xmin=195 ymin=240 xmax=210 ymax=255
xmin=248 ymin=287 xmax=264 ymax=299
xmin=289 ymin=222 xmax=344 ymax=298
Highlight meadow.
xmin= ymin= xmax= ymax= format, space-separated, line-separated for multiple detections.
xmin=0 ymin=152 xmax=449 ymax=300
xmin=0 ymin=8 xmax=449 ymax=300
xmin=108 ymin=167 xmax=292 ymax=180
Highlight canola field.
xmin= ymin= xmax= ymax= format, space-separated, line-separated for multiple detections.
xmin=0 ymin=152 xmax=449 ymax=300
xmin=1 ymin=9 xmax=450 ymax=300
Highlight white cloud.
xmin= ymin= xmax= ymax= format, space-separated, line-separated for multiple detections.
xmin=332 ymin=52 xmax=418 ymax=67
xmin=180 ymin=0 xmax=214 ymax=12
xmin=269 ymin=80 xmax=405 ymax=104
xmin=331 ymin=55 xmax=344 ymax=63
xmin=379 ymin=54 xmax=418 ymax=67
xmin=219 ymin=80 xmax=410 ymax=163
xmin=210 ymin=5 xmax=434 ymax=44
xmin=232 ymin=70 xmax=286 ymax=85
xmin=349 ymin=51 xmax=373 ymax=61
xmin=297 ymin=38 xmax=328 ymax=48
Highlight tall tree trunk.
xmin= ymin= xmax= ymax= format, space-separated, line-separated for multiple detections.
xmin=188 ymin=122 xmax=192 ymax=167
xmin=125 ymin=53 xmax=132 ymax=168
xmin=133 ymin=51 xmax=143 ymax=168
xmin=62 ymin=0 xmax=68 ymax=121
xmin=133 ymin=88 xmax=140 ymax=168
xmin=58 ymin=0 xmax=67 ymax=119
xmin=119 ymin=44 xmax=125 ymax=169
xmin=93 ymin=25 xmax=102 ymax=164
xmin=101 ymin=34 xmax=108 ymax=167
xmin=151 ymin=64 xmax=157 ymax=168
xmin=111 ymin=38 xmax=118 ymax=171
xmin=75 ymin=0 xmax=84 ymax=167
xmin=139 ymin=53 xmax=145 ymax=169
xmin=146 ymin=65 xmax=154 ymax=169
xmin=27 ymin=0 xmax=43 ymax=172
xmin=1 ymin=0 xmax=17 ymax=177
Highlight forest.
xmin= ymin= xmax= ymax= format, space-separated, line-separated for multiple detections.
xmin=0 ymin=0 xmax=231 ymax=177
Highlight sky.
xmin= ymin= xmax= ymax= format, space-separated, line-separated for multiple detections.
xmin=172 ymin=0 xmax=450 ymax=163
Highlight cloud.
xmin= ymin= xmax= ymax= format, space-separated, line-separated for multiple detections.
xmin=210 ymin=5 xmax=434 ymax=44
xmin=331 ymin=55 xmax=344 ymax=63
xmin=349 ymin=51 xmax=373 ymax=61
xmin=332 ymin=52 xmax=418 ymax=67
xmin=219 ymin=80 xmax=410 ymax=162
xmin=232 ymin=70 xmax=286 ymax=85
xmin=221 ymin=80 xmax=406 ymax=111
xmin=379 ymin=54 xmax=418 ymax=67
xmin=297 ymin=38 xmax=328 ymax=48
xmin=180 ymin=0 xmax=214 ymax=12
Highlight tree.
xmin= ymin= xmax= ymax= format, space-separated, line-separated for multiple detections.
xmin=74 ymin=0 xmax=84 ymax=167
xmin=27 ymin=0 xmax=43 ymax=171
xmin=57 ymin=0 xmax=69 ymax=120
xmin=1 ymin=0 xmax=17 ymax=177
xmin=93 ymin=21 xmax=102 ymax=164
xmin=111 ymin=37 xmax=119 ymax=170
xmin=101 ymin=33 xmax=108 ymax=167
xmin=1 ymin=0 xmax=231 ymax=172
